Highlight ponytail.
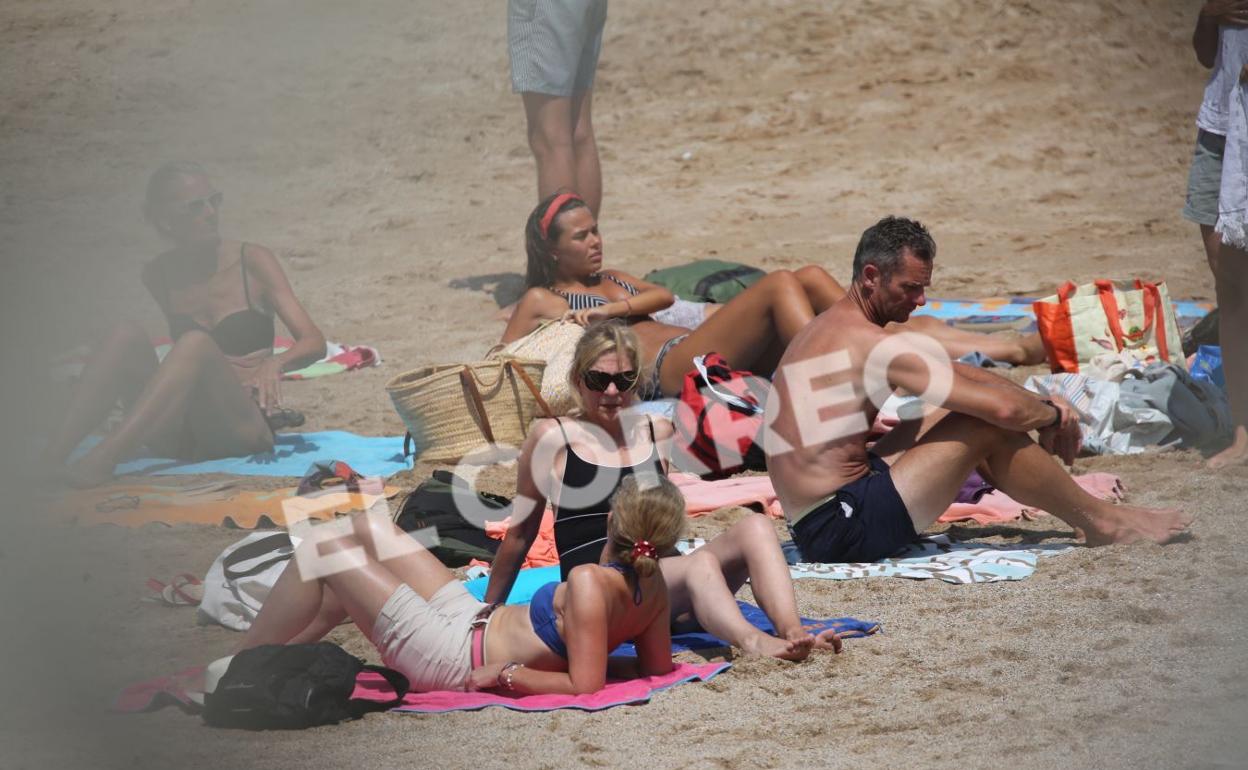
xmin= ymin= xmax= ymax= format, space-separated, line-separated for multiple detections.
xmin=607 ymin=475 xmax=685 ymax=578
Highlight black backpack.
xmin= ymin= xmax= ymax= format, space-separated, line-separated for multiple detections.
xmin=393 ymin=470 xmax=510 ymax=566
xmin=203 ymin=643 xmax=409 ymax=730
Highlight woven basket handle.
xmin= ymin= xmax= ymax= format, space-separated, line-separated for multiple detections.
xmin=459 ymin=368 xmax=496 ymax=445
xmin=505 ymin=360 xmax=554 ymax=418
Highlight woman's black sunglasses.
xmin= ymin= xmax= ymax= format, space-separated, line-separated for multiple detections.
xmin=582 ymin=369 xmax=639 ymax=393
xmin=181 ymin=192 xmax=223 ymax=216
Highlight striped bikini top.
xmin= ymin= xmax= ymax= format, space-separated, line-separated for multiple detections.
xmin=553 ymin=273 xmax=639 ymax=310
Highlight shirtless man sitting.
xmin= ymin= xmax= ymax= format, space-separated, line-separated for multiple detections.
xmin=766 ymin=216 xmax=1191 ymax=563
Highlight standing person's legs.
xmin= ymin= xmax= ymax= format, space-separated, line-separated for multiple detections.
xmin=569 ymin=90 xmax=601 ymax=215
xmin=888 ymin=412 xmax=1191 ymax=543
xmin=1201 ymin=224 xmax=1223 ymax=275
xmin=522 ymin=93 xmax=577 ymax=203
xmin=511 ymin=0 xmax=606 ymax=212
xmin=1209 ymin=245 xmax=1248 ymax=468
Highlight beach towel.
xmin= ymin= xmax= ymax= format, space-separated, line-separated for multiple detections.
xmin=670 ymin=471 xmax=783 ymax=518
xmin=789 ymin=534 xmax=1074 ymax=584
xmin=379 ymin=662 xmax=730 ymax=714
xmin=115 ymin=662 xmax=731 ymax=716
xmin=938 ymin=472 xmax=1125 ymax=524
xmin=52 ymin=337 xmax=381 ymax=385
xmin=70 ymin=430 xmax=409 ymax=479
xmin=49 ymin=480 xmax=398 ymax=528
xmin=463 ymin=567 xmax=879 ymax=652
xmin=912 ymin=296 xmax=1213 ymax=326
xmin=484 ymin=507 xmax=558 ymax=568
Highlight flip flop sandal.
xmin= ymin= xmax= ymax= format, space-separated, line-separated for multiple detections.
xmin=145 ymin=573 xmax=204 ymax=606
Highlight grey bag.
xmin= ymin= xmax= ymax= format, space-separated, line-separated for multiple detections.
xmin=1119 ymin=363 xmax=1232 ymax=449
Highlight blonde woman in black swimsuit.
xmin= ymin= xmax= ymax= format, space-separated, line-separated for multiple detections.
xmin=43 ymin=162 xmax=326 ymax=487
xmin=486 ymin=322 xmax=842 ymax=661
xmin=502 ymin=193 xmax=1045 ymax=398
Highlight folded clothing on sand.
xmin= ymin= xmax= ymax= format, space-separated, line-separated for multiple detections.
xmin=789 ymin=534 xmax=1074 ymax=584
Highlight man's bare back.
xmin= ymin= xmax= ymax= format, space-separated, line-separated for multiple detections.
xmin=768 ymin=298 xmax=891 ymax=515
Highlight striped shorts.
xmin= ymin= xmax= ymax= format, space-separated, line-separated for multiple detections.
xmin=508 ymin=0 xmax=608 ymax=96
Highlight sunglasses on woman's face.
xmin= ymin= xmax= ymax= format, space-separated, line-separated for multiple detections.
xmin=582 ymin=369 xmax=639 ymax=393
xmin=179 ymin=192 xmax=223 ymax=217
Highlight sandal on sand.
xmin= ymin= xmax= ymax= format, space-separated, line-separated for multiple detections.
xmin=145 ymin=573 xmax=205 ymax=606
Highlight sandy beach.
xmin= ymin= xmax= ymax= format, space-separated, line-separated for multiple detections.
xmin=2 ymin=0 xmax=1246 ymax=767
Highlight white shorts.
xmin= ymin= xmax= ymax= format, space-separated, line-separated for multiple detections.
xmin=370 ymin=581 xmax=485 ymax=692
xmin=508 ymin=0 xmax=608 ymax=96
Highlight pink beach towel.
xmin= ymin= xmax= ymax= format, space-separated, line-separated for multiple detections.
xmin=938 ymin=472 xmax=1125 ymax=524
xmin=361 ymin=662 xmax=731 ymax=714
xmin=114 ymin=662 xmax=729 ymax=716
xmin=670 ymin=472 xmax=784 ymax=519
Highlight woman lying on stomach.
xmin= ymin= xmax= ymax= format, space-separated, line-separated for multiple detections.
xmin=235 ymin=474 xmax=684 ymax=695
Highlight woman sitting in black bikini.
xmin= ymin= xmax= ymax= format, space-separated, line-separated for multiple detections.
xmin=42 ymin=162 xmax=326 ymax=487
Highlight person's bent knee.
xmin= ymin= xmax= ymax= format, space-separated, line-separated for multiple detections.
xmin=685 ymin=549 xmax=723 ymax=580
xmin=167 ymin=328 xmax=222 ymax=358
xmin=733 ymin=512 xmax=778 ymax=544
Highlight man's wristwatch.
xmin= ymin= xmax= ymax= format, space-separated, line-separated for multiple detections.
xmin=1040 ymin=399 xmax=1062 ymax=429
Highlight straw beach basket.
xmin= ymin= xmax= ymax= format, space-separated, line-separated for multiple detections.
xmin=386 ymin=357 xmax=553 ymax=463
xmin=488 ymin=320 xmax=584 ymax=416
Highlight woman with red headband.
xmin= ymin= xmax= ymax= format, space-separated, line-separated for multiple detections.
xmin=502 ymin=193 xmax=1045 ymax=396
xmin=233 ymin=474 xmax=684 ymax=695
xmin=485 ymin=322 xmax=842 ymax=661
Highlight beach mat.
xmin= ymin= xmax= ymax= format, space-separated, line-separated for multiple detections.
xmin=378 ymin=662 xmax=730 ymax=714
xmin=70 ymin=430 xmax=409 ymax=479
xmin=464 ymin=566 xmax=880 ymax=653
xmin=914 ymin=296 xmax=1212 ymax=326
xmin=115 ymin=661 xmax=730 ymax=716
xmin=789 ymin=534 xmax=1074 ymax=584
xmin=52 ymin=337 xmax=380 ymax=384
xmin=53 ymin=480 xmax=399 ymax=528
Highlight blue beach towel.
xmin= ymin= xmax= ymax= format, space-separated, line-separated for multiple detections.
xmin=74 ymin=431 xmax=410 ymax=479
xmin=464 ymin=567 xmax=880 ymax=655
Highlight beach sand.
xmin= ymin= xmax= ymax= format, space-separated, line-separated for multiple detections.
xmin=2 ymin=0 xmax=1246 ymax=767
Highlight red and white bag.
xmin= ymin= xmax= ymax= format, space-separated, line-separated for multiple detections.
xmin=673 ymin=353 xmax=769 ymax=479
xmin=1033 ymin=279 xmax=1185 ymax=375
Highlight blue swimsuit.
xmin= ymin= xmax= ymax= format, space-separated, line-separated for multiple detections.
xmin=527 ymin=563 xmax=642 ymax=659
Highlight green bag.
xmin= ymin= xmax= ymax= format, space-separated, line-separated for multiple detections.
xmin=644 ymin=259 xmax=766 ymax=304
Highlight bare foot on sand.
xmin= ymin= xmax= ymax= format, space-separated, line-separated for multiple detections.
xmin=811 ymin=628 xmax=843 ymax=654
xmin=741 ymin=630 xmax=816 ymax=661
xmin=1208 ymin=427 xmax=1248 ymax=470
xmin=1082 ymin=504 xmax=1192 ymax=547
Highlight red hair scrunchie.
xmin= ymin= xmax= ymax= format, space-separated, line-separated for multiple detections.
xmin=631 ymin=539 xmax=658 ymax=561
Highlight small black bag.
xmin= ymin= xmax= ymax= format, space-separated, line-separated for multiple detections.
xmin=203 ymin=643 xmax=408 ymax=730
xmin=393 ymin=470 xmax=510 ymax=566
